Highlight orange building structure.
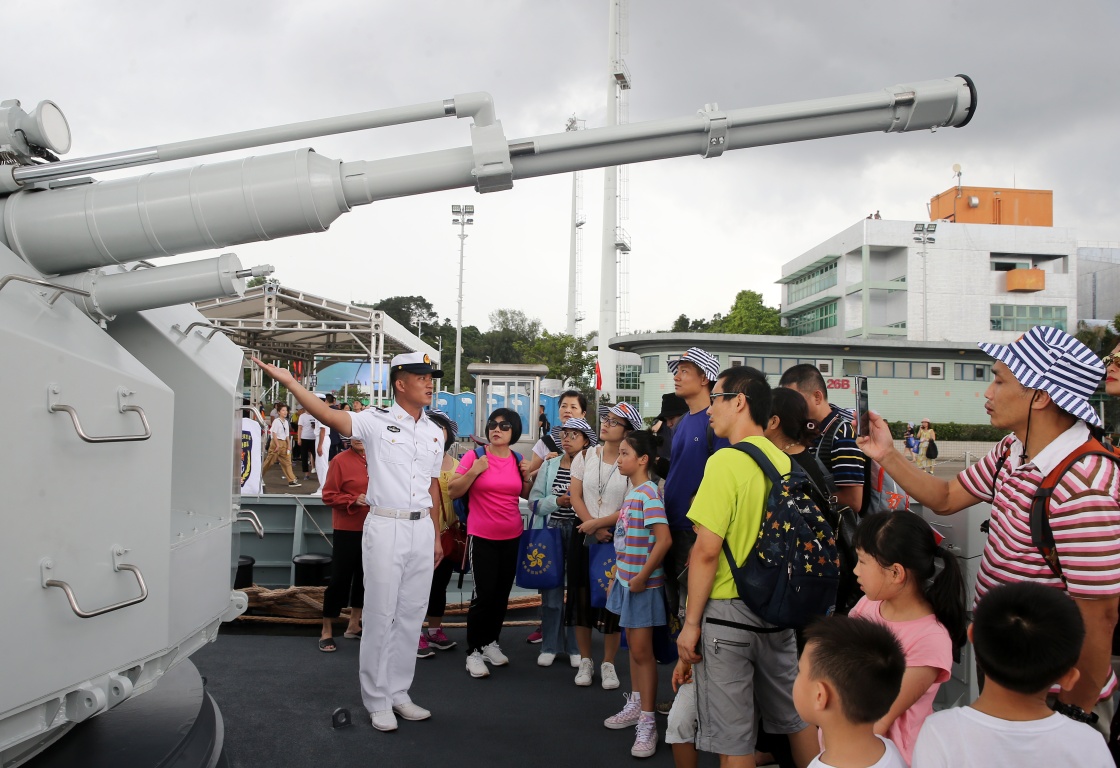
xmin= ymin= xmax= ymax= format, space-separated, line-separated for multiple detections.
xmin=929 ymin=186 xmax=1053 ymax=227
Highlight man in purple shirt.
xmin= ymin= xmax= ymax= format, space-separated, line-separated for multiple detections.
xmin=662 ymin=347 xmax=728 ymax=625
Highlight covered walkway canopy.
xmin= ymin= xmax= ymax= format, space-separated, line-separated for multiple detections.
xmin=195 ymin=282 xmax=436 ymax=402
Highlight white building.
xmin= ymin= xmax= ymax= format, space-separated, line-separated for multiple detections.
xmin=778 ymin=192 xmax=1079 ymax=343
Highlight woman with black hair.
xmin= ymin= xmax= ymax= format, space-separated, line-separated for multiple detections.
xmin=850 ymin=509 xmax=967 ymax=763
xmin=449 ymin=407 xmax=533 ymax=678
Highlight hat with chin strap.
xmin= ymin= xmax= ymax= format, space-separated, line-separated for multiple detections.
xmin=390 ymin=351 xmax=443 ymax=377
xmin=979 ymin=325 xmax=1104 ymax=428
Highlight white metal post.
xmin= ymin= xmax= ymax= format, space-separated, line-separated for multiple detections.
xmin=452 ymin=204 xmax=474 ymax=394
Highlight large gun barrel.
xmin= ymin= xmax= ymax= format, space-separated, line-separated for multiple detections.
xmin=0 ymin=75 xmax=974 ymax=275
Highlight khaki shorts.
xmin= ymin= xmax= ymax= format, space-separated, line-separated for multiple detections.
xmin=693 ymin=599 xmax=807 ymax=756
xmin=665 ymin=681 xmax=697 ymax=744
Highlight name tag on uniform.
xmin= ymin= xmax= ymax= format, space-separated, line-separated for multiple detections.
xmin=387 ymin=425 xmax=401 ymax=433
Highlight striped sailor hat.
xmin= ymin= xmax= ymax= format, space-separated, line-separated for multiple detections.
xmin=979 ymin=325 xmax=1105 ymax=428
xmin=667 ymin=347 xmax=720 ymax=382
xmin=597 ymin=402 xmax=644 ymax=432
xmin=551 ymin=417 xmax=599 ymax=446
xmin=426 ymin=409 xmax=459 ymax=439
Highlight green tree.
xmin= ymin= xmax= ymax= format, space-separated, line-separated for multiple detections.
xmin=668 ymin=313 xmax=711 ymax=332
xmin=476 ymin=309 xmax=543 ymax=364
xmin=247 ymin=275 xmax=268 ymax=288
xmin=370 ymin=295 xmax=438 ymax=333
xmin=517 ymin=331 xmax=595 ymax=388
xmin=709 ymin=290 xmax=785 ymax=335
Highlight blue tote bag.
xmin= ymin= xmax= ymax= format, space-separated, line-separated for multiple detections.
xmin=516 ymin=511 xmax=564 ymax=590
xmin=588 ymin=540 xmax=617 ymax=608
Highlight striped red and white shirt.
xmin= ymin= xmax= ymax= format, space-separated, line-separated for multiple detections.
xmin=958 ymin=420 xmax=1120 ymax=698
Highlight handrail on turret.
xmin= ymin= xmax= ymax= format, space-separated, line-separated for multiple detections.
xmin=0 ymin=273 xmax=91 ymax=305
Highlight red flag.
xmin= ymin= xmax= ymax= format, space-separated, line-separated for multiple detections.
xmin=595 ymin=360 xmax=602 ymax=391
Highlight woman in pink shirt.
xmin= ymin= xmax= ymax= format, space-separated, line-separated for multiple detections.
xmin=849 ymin=510 xmax=967 ymax=764
xmin=448 ymin=408 xmax=532 ymax=679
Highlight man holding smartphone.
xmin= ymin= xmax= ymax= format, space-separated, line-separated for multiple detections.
xmin=779 ymin=364 xmax=868 ymax=513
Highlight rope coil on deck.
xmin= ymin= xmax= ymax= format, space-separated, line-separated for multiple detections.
xmin=235 ymin=585 xmax=542 ymax=627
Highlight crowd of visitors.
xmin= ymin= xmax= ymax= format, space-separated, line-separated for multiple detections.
xmin=253 ymin=325 xmax=1120 ymax=767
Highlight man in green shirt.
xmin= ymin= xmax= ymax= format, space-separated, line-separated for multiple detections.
xmin=675 ymin=366 xmax=818 ymax=767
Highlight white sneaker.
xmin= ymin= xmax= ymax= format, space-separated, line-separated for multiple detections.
xmin=466 ymin=651 xmax=490 ymax=678
xmin=604 ymin=693 xmax=642 ymax=729
xmin=537 ymin=652 xmax=556 ymax=667
xmin=392 ymin=701 xmax=431 ymax=721
xmin=482 ymin=641 xmax=509 ymax=666
xmin=570 ymin=654 xmax=582 ymax=668
xmin=574 ymin=657 xmax=594 ymax=686
xmin=631 ymin=717 xmax=659 ymax=758
xmin=601 ymin=661 xmax=620 ymax=690
xmin=370 ymin=709 xmax=398 ymax=732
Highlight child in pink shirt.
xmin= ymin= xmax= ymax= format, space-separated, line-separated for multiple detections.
xmin=849 ymin=511 xmax=967 ymax=764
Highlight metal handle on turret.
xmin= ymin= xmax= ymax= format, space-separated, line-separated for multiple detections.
xmin=0 ymin=273 xmax=91 ymax=305
xmin=40 ymin=548 xmax=148 ymax=619
xmin=47 ymin=385 xmax=152 ymax=443
xmin=236 ymin=509 xmax=265 ymax=539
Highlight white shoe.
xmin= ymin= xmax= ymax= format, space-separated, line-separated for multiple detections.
xmin=370 ymin=710 xmax=398 ymax=732
xmin=537 ymin=652 xmax=556 ymax=667
xmin=570 ymin=654 xmax=582 ymax=668
xmin=574 ymin=657 xmax=594 ymax=686
xmin=601 ymin=661 xmax=620 ymax=690
xmin=392 ymin=701 xmax=431 ymax=721
xmin=482 ymin=641 xmax=509 ymax=666
xmin=466 ymin=651 xmax=490 ymax=678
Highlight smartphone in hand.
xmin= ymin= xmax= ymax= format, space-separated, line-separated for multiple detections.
xmin=854 ymin=375 xmax=870 ymax=438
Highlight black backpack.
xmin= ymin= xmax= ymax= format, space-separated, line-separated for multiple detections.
xmin=720 ymin=442 xmax=840 ymax=630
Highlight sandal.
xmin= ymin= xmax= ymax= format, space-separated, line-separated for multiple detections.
xmin=343 ymin=630 xmax=362 ymax=639
xmin=318 ymin=637 xmax=337 ymax=653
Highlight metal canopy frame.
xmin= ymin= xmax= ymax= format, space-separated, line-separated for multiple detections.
xmin=194 ymin=282 xmax=437 ymax=402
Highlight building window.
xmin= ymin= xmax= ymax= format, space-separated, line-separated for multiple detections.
xmin=787 ymin=261 xmax=839 ymax=304
xmin=787 ymin=301 xmax=837 ymax=336
xmin=641 ymin=355 xmax=659 ymax=374
xmin=727 ymin=355 xmax=745 ymax=367
xmin=615 ymin=395 xmax=641 ymax=411
xmin=990 ymin=304 xmax=1067 ymax=332
xmin=955 ymin=363 xmax=991 ymax=381
xmin=841 ymin=360 xmax=944 ymax=379
xmin=742 ymin=356 xmax=818 ymax=376
xmin=616 ymin=365 xmax=641 ymax=390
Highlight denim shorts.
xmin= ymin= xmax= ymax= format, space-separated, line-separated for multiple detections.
xmin=605 ymin=579 xmax=667 ymax=629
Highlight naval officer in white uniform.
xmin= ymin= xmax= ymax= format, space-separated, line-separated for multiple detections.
xmin=253 ymin=352 xmax=444 ymax=732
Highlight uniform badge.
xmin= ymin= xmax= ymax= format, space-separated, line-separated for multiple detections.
xmin=387 ymin=425 xmax=401 ymax=433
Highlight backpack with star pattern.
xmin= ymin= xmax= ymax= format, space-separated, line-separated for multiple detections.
xmin=721 ymin=442 xmax=840 ymax=630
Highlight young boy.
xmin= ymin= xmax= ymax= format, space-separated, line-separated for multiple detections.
xmin=911 ymin=582 xmax=1112 ymax=767
xmin=794 ymin=616 xmax=908 ymax=768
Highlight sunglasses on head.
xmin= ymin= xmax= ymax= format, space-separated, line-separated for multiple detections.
xmin=486 ymin=420 xmax=512 ymax=432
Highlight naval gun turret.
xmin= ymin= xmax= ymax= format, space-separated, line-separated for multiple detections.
xmin=0 ymin=76 xmax=975 ymax=766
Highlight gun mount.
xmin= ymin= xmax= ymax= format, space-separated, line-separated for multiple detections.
xmin=0 ymin=75 xmax=975 ymax=766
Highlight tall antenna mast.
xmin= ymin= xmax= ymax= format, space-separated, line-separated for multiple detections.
xmin=565 ymin=115 xmax=586 ymax=337
xmin=597 ymin=0 xmax=631 ymax=400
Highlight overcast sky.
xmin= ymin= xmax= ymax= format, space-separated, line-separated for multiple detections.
xmin=11 ymin=1 xmax=1119 ymax=343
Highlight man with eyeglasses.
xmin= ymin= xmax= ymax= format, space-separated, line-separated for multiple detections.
xmin=673 ymin=366 xmax=819 ymax=767
xmin=254 ymin=351 xmax=445 ymax=733
xmin=858 ymin=326 xmax=1120 ymax=737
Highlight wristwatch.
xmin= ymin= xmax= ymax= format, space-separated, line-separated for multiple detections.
xmin=1051 ymin=700 xmax=1099 ymax=725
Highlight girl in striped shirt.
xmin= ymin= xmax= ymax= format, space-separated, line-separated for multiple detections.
xmin=603 ymin=430 xmax=672 ymax=758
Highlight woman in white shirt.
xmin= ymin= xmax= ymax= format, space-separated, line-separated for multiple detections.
xmin=566 ymin=402 xmax=643 ymax=691
xmin=261 ymin=404 xmax=301 ymax=488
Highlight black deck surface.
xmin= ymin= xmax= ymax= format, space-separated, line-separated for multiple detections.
xmin=193 ymin=619 xmax=709 ymax=768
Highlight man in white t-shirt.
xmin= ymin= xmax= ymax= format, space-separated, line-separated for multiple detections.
xmin=297 ymin=408 xmax=316 ymax=479
xmin=912 ymin=582 xmax=1111 ymax=767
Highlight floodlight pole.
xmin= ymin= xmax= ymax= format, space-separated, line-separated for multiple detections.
xmin=452 ymin=204 xmax=475 ymax=394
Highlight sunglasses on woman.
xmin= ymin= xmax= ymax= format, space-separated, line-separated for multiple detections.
xmin=486 ymin=420 xmax=512 ymax=432
xmin=1103 ymin=352 xmax=1120 ymax=368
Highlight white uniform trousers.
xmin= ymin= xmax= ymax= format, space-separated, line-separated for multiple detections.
xmin=312 ymin=436 xmax=331 ymax=493
xmin=359 ymin=513 xmax=435 ymax=713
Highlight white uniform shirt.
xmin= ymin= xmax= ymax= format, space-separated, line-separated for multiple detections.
xmin=349 ymin=403 xmax=443 ymax=510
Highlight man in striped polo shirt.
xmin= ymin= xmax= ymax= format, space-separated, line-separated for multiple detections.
xmin=859 ymin=325 xmax=1120 ymax=735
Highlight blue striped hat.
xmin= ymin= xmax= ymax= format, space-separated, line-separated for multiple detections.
xmin=979 ymin=326 xmax=1104 ymax=428
xmin=598 ymin=402 xmax=644 ymax=432
xmin=426 ymin=409 xmax=459 ymax=440
xmin=552 ymin=417 xmax=598 ymax=447
xmin=667 ymin=347 xmax=720 ymax=382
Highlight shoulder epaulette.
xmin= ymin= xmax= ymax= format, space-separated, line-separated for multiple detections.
xmin=374 ymin=406 xmax=389 ymax=413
